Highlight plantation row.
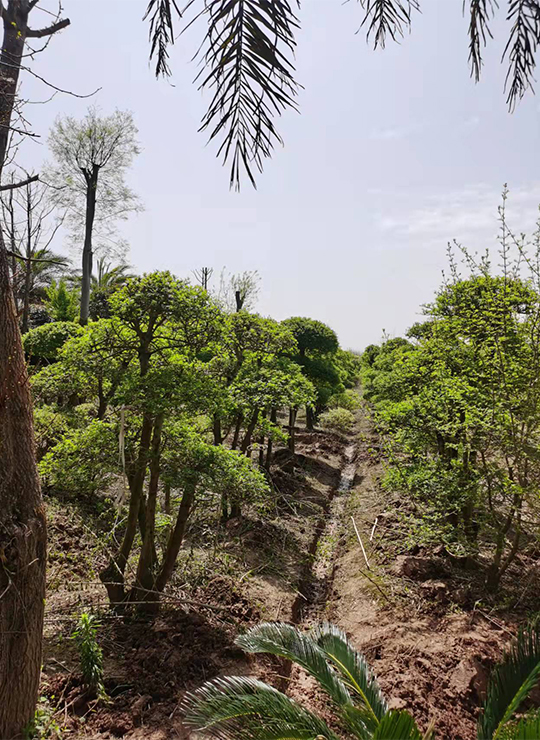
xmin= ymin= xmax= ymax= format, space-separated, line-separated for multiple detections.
xmin=362 ymin=235 xmax=540 ymax=592
xmin=25 ymin=270 xmax=361 ymax=609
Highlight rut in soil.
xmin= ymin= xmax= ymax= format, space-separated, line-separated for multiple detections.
xmin=291 ymin=439 xmax=358 ymax=626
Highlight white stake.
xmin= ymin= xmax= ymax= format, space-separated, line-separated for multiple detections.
xmin=351 ymin=516 xmax=371 ymax=570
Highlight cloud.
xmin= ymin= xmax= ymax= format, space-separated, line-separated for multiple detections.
xmin=370 ymin=121 xmax=427 ymax=141
xmin=374 ymin=183 xmax=540 ymax=248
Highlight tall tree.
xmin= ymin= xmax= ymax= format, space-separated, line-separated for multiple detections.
xmin=0 ymin=3 xmax=70 ymax=736
xmin=46 ymin=108 xmax=141 ymax=325
xmin=145 ymin=0 xmax=540 ymax=188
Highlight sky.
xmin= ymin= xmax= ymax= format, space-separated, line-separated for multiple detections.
xmin=16 ymin=0 xmax=540 ymax=350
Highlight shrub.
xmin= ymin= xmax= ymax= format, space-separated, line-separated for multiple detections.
xmin=23 ymin=321 xmax=84 ymax=363
xmin=329 ymin=389 xmax=361 ymax=411
xmin=319 ymin=407 xmax=355 ymax=433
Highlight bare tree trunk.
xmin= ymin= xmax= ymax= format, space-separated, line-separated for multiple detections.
xmin=0 ymin=4 xmax=58 ymax=735
xmin=21 ymin=184 xmax=33 ymax=333
xmin=306 ymin=405 xmax=315 ymax=431
xmin=80 ymin=166 xmax=98 ymax=326
xmin=155 ymin=482 xmax=196 ymax=592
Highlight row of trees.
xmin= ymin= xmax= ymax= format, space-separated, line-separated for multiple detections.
xmin=25 ymin=271 xmax=360 ymax=611
xmin=363 ymin=202 xmax=540 ymax=591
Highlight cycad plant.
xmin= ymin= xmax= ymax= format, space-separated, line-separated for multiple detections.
xmin=183 ymin=621 xmax=540 ymax=740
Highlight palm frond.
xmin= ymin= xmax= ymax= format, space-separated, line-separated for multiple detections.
xmin=181 ymin=675 xmax=340 ymax=740
xmin=312 ymin=622 xmax=388 ymax=732
xmin=359 ymin=0 xmax=420 ymax=49
xmin=503 ymin=0 xmax=540 ymax=110
xmin=498 ymin=711 xmax=540 ymax=739
xmin=466 ymin=0 xmax=497 ymax=82
xmin=236 ymin=623 xmax=352 ymax=709
xmin=371 ymin=709 xmax=424 ymax=739
xmin=144 ymin=0 xmax=182 ymax=78
xmin=478 ymin=623 xmax=540 ymax=739
xmin=190 ymin=0 xmax=300 ymax=190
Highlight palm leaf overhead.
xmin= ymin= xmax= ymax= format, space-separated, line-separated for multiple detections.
xmin=145 ymin=0 xmax=540 ymax=188
xmin=182 ymin=676 xmax=340 ymax=740
xmin=503 ymin=0 xmax=540 ymax=110
xmin=236 ymin=622 xmax=352 ymax=709
xmin=312 ymin=622 xmax=387 ymax=731
xmin=467 ymin=0 xmax=496 ymax=82
xmin=360 ymin=0 xmax=420 ymax=49
xmin=191 ymin=0 xmax=300 ymax=190
xmin=478 ymin=623 xmax=540 ymax=740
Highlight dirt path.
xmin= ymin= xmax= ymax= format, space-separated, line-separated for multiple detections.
xmin=321 ymin=405 xmax=512 ymax=739
xmin=41 ymin=405 xmax=517 ymax=739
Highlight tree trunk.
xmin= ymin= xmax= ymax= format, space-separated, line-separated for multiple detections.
xmin=288 ymin=406 xmax=297 ymax=454
xmin=80 ymin=166 xmax=98 ymax=326
xmin=155 ymin=482 xmax=196 ymax=592
xmin=164 ymin=482 xmax=171 ymax=515
xmin=99 ymin=412 xmax=153 ymax=606
xmin=265 ymin=408 xmax=277 ymax=469
xmin=213 ymin=413 xmax=222 ymax=445
xmin=0 ymin=5 xmax=49 ymax=736
xmin=240 ymin=408 xmax=259 ymax=454
xmin=21 ymin=183 xmax=32 ymax=334
xmin=306 ymin=405 xmax=315 ymax=431
xmin=133 ymin=414 xmax=163 ymax=609
xmin=231 ymin=413 xmax=243 ymax=450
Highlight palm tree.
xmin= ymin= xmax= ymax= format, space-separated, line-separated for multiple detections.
xmin=89 ymin=257 xmax=134 ymax=319
xmin=183 ymin=621 xmax=540 ymax=740
xmin=144 ymin=0 xmax=540 ymax=189
xmin=91 ymin=256 xmax=133 ymax=294
xmin=12 ymin=246 xmax=70 ymax=332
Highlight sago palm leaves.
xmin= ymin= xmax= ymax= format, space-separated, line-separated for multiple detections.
xmin=478 ymin=622 xmax=540 ymax=740
xmin=183 ymin=621 xmax=426 ymax=740
xmin=183 ymin=620 xmax=540 ymax=740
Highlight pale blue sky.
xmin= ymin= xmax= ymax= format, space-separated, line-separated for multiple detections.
xmin=18 ymin=0 xmax=540 ymax=349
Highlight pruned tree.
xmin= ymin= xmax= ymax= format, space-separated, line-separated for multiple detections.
xmin=45 ymin=108 xmax=141 ymax=325
xmin=216 ymin=268 xmax=260 ymax=313
xmin=0 ymin=3 xmax=70 ymax=736
xmin=144 ymin=0 xmax=540 ymax=188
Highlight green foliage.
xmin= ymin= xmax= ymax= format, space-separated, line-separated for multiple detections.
xmin=363 ymin=212 xmax=540 ymax=588
xmin=184 ymin=620 xmax=540 ymax=740
xmin=72 ymin=613 xmax=105 ymax=696
xmin=320 ymin=408 xmax=355 ymax=433
xmin=44 ymin=279 xmax=80 ymax=322
xmin=478 ymin=623 xmax=540 ymax=740
xmin=283 ymin=316 xmax=339 ymax=357
xmin=183 ymin=622 xmax=420 ymax=740
xmin=329 ymin=389 xmax=361 ymax=411
xmin=24 ymin=696 xmax=62 ymax=739
xmin=39 ymin=421 xmax=117 ymax=497
xmin=23 ymin=321 xmax=84 ymax=362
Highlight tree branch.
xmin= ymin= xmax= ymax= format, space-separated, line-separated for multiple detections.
xmin=0 ymin=175 xmax=39 ymax=192
xmin=26 ymin=17 xmax=70 ymax=38
xmin=6 ymin=250 xmax=66 ymax=265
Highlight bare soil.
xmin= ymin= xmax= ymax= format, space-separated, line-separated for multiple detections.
xmin=40 ymin=406 xmax=534 ymax=739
